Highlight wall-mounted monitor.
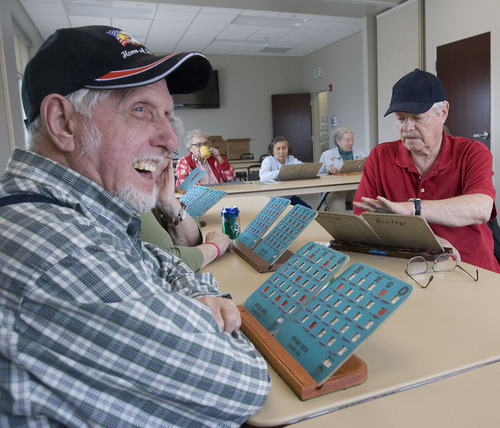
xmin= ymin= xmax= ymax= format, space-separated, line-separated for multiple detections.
xmin=172 ymin=70 xmax=220 ymax=109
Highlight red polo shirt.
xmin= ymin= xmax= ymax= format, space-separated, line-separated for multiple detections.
xmin=354 ymin=132 xmax=499 ymax=272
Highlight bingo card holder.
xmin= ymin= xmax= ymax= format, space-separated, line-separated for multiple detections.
xmin=177 ymin=168 xmax=206 ymax=192
xmin=241 ymin=242 xmax=413 ymax=399
xmin=179 ymin=186 xmax=227 ymax=218
xmin=234 ymin=204 xmax=318 ymax=273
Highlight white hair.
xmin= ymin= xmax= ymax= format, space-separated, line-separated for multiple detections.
xmin=184 ymin=129 xmax=207 ymax=149
xmin=432 ymin=101 xmax=447 ymax=115
xmin=25 ymin=88 xmax=111 ymax=152
xmin=333 ymin=127 xmax=353 ymax=145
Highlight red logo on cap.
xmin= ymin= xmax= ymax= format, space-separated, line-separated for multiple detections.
xmin=106 ymin=29 xmax=141 ymax=47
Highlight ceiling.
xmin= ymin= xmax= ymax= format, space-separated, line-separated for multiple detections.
xmin=18 ymin=0 xmax=407 ymax=57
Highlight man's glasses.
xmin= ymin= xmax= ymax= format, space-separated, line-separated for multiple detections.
xmin=191 ymin=141 xmax=210 ymax=148
xmin=166 ymin=150 xmax=179 ymax=159
xmin=405 ymin=253 xmax=479 ymax=288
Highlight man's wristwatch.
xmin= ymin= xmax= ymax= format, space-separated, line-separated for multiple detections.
xmin=162 ymin=202 xmax=187 ymax=226
xmin=409 ymin=198 xmax=422 ymax=216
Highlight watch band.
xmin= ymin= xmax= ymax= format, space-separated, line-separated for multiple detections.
xmin=409 ymin=198 xmax=422 ymax=216
xmin=160 ymin=202 xmax=187 ymax=226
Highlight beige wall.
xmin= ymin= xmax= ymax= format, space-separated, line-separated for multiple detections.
xmin=173 ymin=54 xmax=304 ymax=159
xmin=177 ymin=27 xmax=371 ymax=161
xmin=301 ymin=31 xmax=369 ymax=157
xmin=377 ymin=0 xmax=422 ymax=144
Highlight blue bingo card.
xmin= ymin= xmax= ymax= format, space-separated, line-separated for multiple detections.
xmin=253 ymin=205 xmax=318 ymax=264
xmin=275 ymin=262 xmax=413 ymax=385
xmin=244 ymin=242 xmax=349 ymax=334
xmin=237 ymin=197 xmax=291 ymax=249
xmin=178 ymin=168 xmax=206 ymax=192
xmin=180 ymin=186 xmax=226 ymax=218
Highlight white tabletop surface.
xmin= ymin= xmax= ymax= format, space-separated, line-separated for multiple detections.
xmin=198 ymin=195 xmax=500 ymax=427
xmin=207 ymin=174 xmax=361 ymax=197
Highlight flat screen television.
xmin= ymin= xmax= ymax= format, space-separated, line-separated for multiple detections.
xmin=172 ymin=70 xmax=220 ymax=109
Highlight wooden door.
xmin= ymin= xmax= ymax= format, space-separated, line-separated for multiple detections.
xmin=436 ymin=32 xmax=491 ymax=149
xmin=272 ymin=93 xmax=313 ymax=162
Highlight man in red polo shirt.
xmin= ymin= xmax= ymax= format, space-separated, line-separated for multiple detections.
xmin=353 ymin=69 xmax=499 ymax=273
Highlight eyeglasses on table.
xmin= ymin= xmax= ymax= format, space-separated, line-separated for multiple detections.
xmin=405 ymin=253 xmax=479 ymax=289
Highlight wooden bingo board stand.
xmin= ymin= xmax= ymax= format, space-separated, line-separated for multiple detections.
xmin=235 ymin=201 xmax=319 ymax=273
xmin=233 ymin=240 xmax=293 ymax=273
xmin=238 ymin=305 xmax=367 ymax=400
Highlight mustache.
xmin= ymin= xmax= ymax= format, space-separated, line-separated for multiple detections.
xmin=402 ymin=133 xmax=421 ymax=139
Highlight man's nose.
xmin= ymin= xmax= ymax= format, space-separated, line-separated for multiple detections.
xmin=401 ymin=117 xmax=416 ymax=130
xmin=154 ymin=118 xmax=179 ymax=151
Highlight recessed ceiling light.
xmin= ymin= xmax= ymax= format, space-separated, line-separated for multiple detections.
xmin=319 ymin=0 xmax=399 ymax=6
xmin=231 ymin=15 xmax=307 ymax=28
xmin=260 ymin=47 xmax=292 ymax=54
xmin=212 ymin=39 xmax=270 ymax=47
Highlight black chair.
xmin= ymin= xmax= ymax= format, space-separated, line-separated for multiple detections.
xmin=259 ymin=153 xmax=270 ymax=163
xmin=240 ymin=153 xmax=254 ymax=160
xmin=246 ymin=164 xmax=261 ymax=181
xmin=487 ymin=218 xmax=500 ymax=264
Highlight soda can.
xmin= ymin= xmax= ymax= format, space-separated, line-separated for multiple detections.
xmin=221 ymin=206 xmax=240 ymax=239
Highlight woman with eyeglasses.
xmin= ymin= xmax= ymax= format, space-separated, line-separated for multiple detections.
xmin=318 ymin=127 xmax=365 ymax=212
xmin=175 ymin=129 xmax=235 ymax=187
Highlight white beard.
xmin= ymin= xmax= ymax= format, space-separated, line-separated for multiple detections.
xmin=81 ymin=118 xmax=158 ymax=214
xmin=115 ymin=182 xmax=158 ymax=214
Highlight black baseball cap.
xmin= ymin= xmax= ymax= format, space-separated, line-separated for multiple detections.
xmin=384 ymin=69 xmax=447 ymax=117
xmin=22 ymin=25 xmax=213 ymax=125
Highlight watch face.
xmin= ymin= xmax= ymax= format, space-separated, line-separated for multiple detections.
xmin=180 ymin=209 xmax=187 ymax=221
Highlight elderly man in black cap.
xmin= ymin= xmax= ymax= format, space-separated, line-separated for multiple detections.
xmin=0 ymin=26 xmax=270 ymax=427
xmin=353 ymin=69 xmax=499 ymax=273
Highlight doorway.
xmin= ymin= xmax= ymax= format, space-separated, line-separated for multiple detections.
xmin=436 ymin=32 xmax=491 ymax=149
xmin=272 ymin=93 xmax=313 ymax=162
xmin=311 ymin=91 xmax=329 ymax=162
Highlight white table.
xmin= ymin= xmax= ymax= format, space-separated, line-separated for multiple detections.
xmin=198 ymin=195 xmax=500 ymax=427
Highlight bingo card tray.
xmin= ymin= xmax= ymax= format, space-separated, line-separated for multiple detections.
xmin=179 ymin=186 xmax=227 ymax=218
xmin=177 ymin=168 xmax=206 ymax=193
xmin=234 ymin=202 xmax=317 ymax=273
xmin=238 ymin=306 xmax=367 ymax=400
xmin=233 ymin=242 xmax=293 ymax=273
xmin=241 ymin=242 xmax=413 ymax=399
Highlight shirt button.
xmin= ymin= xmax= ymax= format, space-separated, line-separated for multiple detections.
xmin=420 ymin=188 xmax=425 ymax=193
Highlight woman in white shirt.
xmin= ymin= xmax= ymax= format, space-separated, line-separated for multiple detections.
xmin=259 ymin=136 xmax=311 ymax=207
xmin=259 ymin=136 xmax=303 ymax=181
xmin=318 ymin=128 xmax=365 ymax=212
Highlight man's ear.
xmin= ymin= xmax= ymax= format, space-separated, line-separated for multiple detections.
xmin=40 ymin=94 xmax=78 ymax=152
xmin=441 ymin=100 xmax=450 ymax=122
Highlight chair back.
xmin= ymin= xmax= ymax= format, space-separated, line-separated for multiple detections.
xmin=246 ymin=164 xmax=261 ymax=181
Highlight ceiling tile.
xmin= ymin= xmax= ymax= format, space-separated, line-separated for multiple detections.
xmin=18 ymin=0 xmax=405 ymax=57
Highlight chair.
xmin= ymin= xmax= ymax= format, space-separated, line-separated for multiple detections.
xmin=246 ymin=164 xmax=261 ymax=181
xmin=259 ymin=153 xmax=270 ymax=163
xmin=240 ymin=153 xmax=254 ymax=160
xmin=487 ymin=219 xmax=500 ymax=264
